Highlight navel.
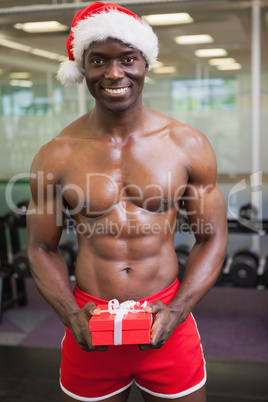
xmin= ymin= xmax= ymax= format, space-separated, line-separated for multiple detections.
xmin=122 ymin=267 xmax=132 ymax=274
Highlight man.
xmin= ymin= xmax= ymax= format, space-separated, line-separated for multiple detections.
xmin=27 ymin=2 xmax=228 ymax=402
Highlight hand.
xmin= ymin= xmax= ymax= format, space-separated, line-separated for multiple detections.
xmin=139 ymin=301 xmax=183 ymax=351
xmin=68 ymin=302 xmax=108 ymax=352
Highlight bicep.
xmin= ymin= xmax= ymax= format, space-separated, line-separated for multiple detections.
xmin=183 ymin=183 xmax=227 ymax=241
xmin=27 ymin=195 xmax=64 ymax=252
xmin=182 ymin=140 xmax=227 ymax=242
xmin=27 ymin=149 xmax=64 ymax=252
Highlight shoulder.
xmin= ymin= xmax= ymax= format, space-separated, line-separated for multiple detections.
xmin=145 ymin=108 xmax=205 ymax=143
xmin=31 ymin=113 xmax=90 ymax=173
xmin=147 ymin=108 xmax=214 ymax=156
xmin=30 ymin=136 xmax=72 ymax=183
xmin=166 ymin=117 xmax=217 ymax=184
xmin=170 ymin=121 xmax=212 ymax=154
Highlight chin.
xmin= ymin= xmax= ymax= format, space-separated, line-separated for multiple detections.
xmin=100 ymin=98 xmax=140 ymax=113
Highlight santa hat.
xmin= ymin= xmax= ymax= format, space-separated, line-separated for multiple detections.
xmin=57 ymin=2 xmax=158 ymax=86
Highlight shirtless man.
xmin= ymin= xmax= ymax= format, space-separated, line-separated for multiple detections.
xmin=27 ymin=3 xmax=228 ymax=402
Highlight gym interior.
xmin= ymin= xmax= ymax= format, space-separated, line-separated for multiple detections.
xmin=0 ymin=0 xmax=268 ymax=401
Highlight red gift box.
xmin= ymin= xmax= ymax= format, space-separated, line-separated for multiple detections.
xmin=90 ymin=300 xmax=152 ymax=346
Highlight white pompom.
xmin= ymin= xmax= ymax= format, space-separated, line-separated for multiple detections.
xmin=56 ymin=59 xmax=84 ymax=86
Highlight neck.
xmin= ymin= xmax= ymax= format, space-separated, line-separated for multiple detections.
xmin=91 ymin=101 xmax=146 ymax=140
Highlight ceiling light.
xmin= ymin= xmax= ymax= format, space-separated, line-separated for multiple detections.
xmin=174 ymin=35 xmax=214 ymax=45
xmin=209 ymin=58 xmax=236 ymax=66
xmin=195 ymin=48 xmax=228 ymax=57
xmin=9 ymin=72 xmax=31 ymax=79
xmin=14 ymin=21 xmax=68 ymax=33
xmin=153 ymin=66 xmax=176 ymax=74
xmin=31 ymin=48 xmax=61 ymax=60
xmin=0 ymin=37 xmax=32 ymax=52
xmin=217 ymin=63 xmax=241 ymax=70
xmin=0 ymin=36 xmax=66 ymax=61
xmin=10 ymin=79 xmax=33 ymax=88
xmin=151 ymin=61 xmax=164 ymax=69
xmin=142 ymin=13 xmax=193 ymax=26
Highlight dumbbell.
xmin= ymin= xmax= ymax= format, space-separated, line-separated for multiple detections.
xmin=238 ymin=203 xmax=258 ymax=229
xmin=175 ymin=244 xmax=190 ymax=282
xmin=12 ymin=250 xmax=31 ymax=277
xmin=59 ymin=241 xmax=77 ymax=276
xmin=229 ymin=249 xmax=259 ymax=287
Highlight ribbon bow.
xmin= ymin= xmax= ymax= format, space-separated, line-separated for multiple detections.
xmin=104 ymin=299 xmax=148 ymax=345
xmin=108 ymin=299 xmax=147 ymax=314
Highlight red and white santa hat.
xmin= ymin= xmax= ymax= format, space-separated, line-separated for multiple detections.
xmin=57 ymin=1 xmax=158 ymax=86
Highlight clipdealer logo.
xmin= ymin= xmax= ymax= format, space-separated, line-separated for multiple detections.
xmin=65 ymin=216 xmax=214 ymax=238
xmin=5 ymin=170 xmax=215 ymax=236
xmin=227 ymin=171 xmax=263 ymax=232
xmin=5 ymin=171 xmax=213 ymax=213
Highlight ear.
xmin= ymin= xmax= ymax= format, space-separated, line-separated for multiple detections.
xmin=145 ymin=62 xmax=149 ymax=72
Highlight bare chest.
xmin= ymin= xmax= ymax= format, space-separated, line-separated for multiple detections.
xmin=60 ymin=139 xmax=188 ymax=216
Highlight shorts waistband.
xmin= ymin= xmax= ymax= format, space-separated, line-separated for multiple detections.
xmin=73 ymin=278 xmax=179 ymax=308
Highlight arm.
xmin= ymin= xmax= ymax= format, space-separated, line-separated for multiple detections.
xmin=145 ymin=129 xmax=228 ymax=348
xmin=27 ymin=143 xmax=103 ymax=351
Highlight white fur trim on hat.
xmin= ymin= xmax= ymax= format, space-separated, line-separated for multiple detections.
xmin=56 ymin=59 xmax=84 ymax=86
xmin=57 ymin=8 xmax=158 ymax=86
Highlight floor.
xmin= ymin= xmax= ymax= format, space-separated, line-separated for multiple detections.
xmin=0 ymin=277 xmax=268 ymax=402
xmin=0 ymin=346 xmax=267 ymax=402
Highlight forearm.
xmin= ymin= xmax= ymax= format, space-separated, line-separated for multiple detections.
xmin=168 ymin=234 xmax=227 ymax=321
xmin=28 ymin=247 xmax=80 ymax=327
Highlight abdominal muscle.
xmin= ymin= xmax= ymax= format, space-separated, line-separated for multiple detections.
xmin=73 ymin=212 xmax=179 ymax=302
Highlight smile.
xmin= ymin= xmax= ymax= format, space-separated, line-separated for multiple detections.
xmin=104 ymin=87 xmax=130 ymax=94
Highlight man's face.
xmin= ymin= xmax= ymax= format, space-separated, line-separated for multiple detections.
xmin=83 ymin=38 xmax=148 ymax=113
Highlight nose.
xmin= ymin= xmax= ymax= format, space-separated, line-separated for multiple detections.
xmin=104 ymin=61 xmax=124 ymax=80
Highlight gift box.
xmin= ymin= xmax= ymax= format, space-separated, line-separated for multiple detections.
xmin=90 ymin=299 xmax=152 ymax=346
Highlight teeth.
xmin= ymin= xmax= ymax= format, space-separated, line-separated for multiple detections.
xmin=104 ymin=87 xmax=129 ymax=94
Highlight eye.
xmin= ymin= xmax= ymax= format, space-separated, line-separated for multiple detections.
xmin=91 ymin=58 xmax=105 ymax=65
xmin=124 ymin=56 xmax=135 ymax=64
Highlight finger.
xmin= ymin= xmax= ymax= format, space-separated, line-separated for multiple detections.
xmin=149 ymin=314 xmax=167 ymax=347
xmin=79 ymin=343 xmax=107 ymax=352
xmin=139 ymin=341 xmax=163 ymax=350
xmin=79 ymin=332 xmax=107 ymax=352
xmin=144 ymin=301 xmax=165 ymax=314
xmin=84 ymin=302 xmax=101 ymax=317
xmin=138 ymin=344 xmax=154 ymax=351
xmin=94 ymin=345 xmax=109 ymax=352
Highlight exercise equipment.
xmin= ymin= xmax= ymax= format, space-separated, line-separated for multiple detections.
xmin=229 ymin=249 xmax=259 ymax=288
xmin=263 ymin=257 xmax=268 ymax=288
xmin=237 ymin=203 xmax=258 ymax=232
xmin=239 ymin=203 xmax=258 ymax=221
xmin=6 ymin=199 xmax=29 ymax=228
xmin=12 ymin=250 xmax=31 ymax=277
xmin=7 ymin=200 xmax=31 ymax=278
xmin=175 ymin=244 xmax=190 ymax=282
xmin=176 ymin=207 xmax=190 ymax=233
xmin=0 ymin=214 xmax=28 ymax=322
xmin=59 ymin=241 xmax=78 ymax=276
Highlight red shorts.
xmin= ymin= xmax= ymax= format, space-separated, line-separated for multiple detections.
xmin=60 ymin=279 xmax=206 ymax=400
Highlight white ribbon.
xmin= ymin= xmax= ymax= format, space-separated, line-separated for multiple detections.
xmin=102 ymin=299 xmax=148 ymax=345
